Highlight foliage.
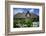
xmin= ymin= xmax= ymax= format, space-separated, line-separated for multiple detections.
xmin=13 ymin=16 xmax=39 ymax=28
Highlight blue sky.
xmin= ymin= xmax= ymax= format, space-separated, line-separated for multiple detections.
xmin=13 ymin=8 xmax=39 ymax=16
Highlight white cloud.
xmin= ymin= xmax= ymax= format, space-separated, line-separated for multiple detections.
xmin=29 ymin=9 xmax=34 ymax=13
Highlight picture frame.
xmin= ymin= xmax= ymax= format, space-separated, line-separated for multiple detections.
xmin=5 ymin=1 xmax=45 ymax=36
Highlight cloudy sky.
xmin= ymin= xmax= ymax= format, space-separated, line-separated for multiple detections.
xmin=13 ymin=8 xmax=39 ymax=16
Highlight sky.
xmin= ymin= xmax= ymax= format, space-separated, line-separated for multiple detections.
xmin=13 ymin=8 xmax=39 ymax=16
